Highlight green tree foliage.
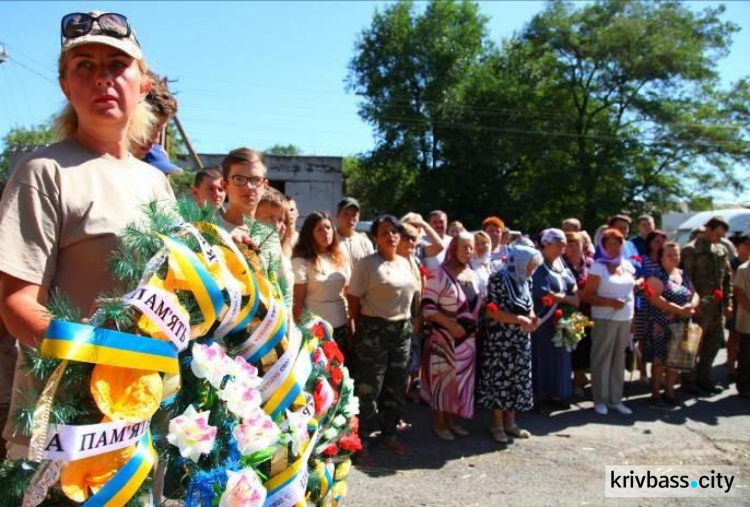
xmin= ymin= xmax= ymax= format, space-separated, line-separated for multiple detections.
xmin=348 ymin=0 xmax=750 ymax=232
xmin=264 ymin=144 xmax=303 ymax=156
xmin=0 ymin=122 xmax=55 ymax=180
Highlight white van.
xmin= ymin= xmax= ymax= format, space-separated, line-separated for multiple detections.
xmin=673 ymin=209 xmax=750 ymax=246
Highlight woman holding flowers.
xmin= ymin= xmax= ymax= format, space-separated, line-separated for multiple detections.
xmin=420 ymin=232 xmax=480 ymax=441
xmin=0 ymin=11 xmax=175 ymax=459
xmin=476 ymin=245 xmax=542 ymax=444
xmin=532 ymin=229 xmax=580 ymax=408
xmin=644 ymin=242 xmax=698 ymax=408
xmin=582 ymin=229 xmax=636 ymax=416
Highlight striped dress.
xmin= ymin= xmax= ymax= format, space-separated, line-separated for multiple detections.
xmin=420 ymin=266 xmax=480 ymax=419
xmin=634 ymin=257 xmax=660 ymax=344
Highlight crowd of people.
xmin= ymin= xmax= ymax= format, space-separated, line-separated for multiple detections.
xmin=0 ymin=11 xmax=748 ymax=474
xmin=194 ymin=176 xmax=750 ymax=458
xmin=238 ymin=201 xmax=750 ymax=457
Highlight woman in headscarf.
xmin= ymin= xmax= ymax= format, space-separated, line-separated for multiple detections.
xmin=532 ymin=229 xmax=580 ymax=408
xmin=0 ymin=11 xmax=176 ymax=459
xmin=470 ymin=231 xmax=494 ymax=299
xmin=581 ymin=229 xmax=637 ymax=416
xmin=476 ymin=245 xmax=542 ymax=444
xmin=420 ymin=232 xmax=480 ymax=440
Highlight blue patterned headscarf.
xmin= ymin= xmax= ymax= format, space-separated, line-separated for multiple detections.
xmin=499 ymin=245 xmax=543 ymax=313
xmin=502 ymin=245 xmax=543 ymax=284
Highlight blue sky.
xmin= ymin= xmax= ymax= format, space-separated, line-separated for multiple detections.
xmin=1 ymin=1 xmax=748 ymax=195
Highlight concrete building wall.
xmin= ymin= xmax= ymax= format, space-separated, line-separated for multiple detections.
xmin=180 ymin=153 xmax=343 ymax=228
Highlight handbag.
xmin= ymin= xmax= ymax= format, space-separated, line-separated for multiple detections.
xmin=666 ymin=321 xmax=703 ymax=371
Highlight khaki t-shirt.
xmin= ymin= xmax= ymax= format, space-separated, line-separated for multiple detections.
xmin=734 ymin=262 xmax=750 ymax=334
xmin=292 ymin=254 xmax=350 ymax=328
xmin=348 ymin=253 xmax=417 ymax=321
xmin=0 ymin=139 xmax=175 ymax=445
xmin=339 ymin=232 xmax=374 ymax=273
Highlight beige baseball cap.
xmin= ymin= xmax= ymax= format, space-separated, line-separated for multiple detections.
xmin=61 ymin=11 xmax=143 ymax=60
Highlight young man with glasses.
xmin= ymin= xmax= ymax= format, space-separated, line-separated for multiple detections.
xmin=221 ymin=147 xmax=269 ymax=233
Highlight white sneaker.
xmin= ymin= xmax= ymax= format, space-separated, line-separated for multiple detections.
xmin=608 ymin=402 xmax=633 ymax=415
xmin=594 ymin=403 xmax=608 ymax=415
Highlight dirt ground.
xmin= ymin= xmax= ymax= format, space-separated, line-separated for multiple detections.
xmin=346 ymin=350 xmax=749 ymax=507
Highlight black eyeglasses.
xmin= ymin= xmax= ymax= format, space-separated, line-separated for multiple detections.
xmin=229 ymin=175 xmax=266 ymax=188
xmin=401 ymin=234 xmax=417 ymax=242
xmin=61 ymin=12 xmax=132 ymax=43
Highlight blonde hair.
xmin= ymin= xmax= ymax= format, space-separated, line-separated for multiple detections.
xmin=54 ymin=54 xmax=155 ymax=152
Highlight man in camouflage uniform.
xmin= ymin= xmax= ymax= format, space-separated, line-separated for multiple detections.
xmin=680 ymin=216 xmax=733 ymax=393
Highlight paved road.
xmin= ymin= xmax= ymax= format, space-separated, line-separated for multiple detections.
xmin=346 ymin=351 xmax=749 ymax=506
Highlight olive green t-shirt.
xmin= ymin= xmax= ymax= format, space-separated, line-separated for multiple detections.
xmin=0 ymin=139 xmax=175 ymax=446
xmin=348 ymin=253 xmax=417 ymax=321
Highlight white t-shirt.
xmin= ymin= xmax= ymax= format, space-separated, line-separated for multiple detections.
xmin=292 ymin=254 xmax=350 ymax=328
xmin=589 ymin=260 xmax=636 ymax=321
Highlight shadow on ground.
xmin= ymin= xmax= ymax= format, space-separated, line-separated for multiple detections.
xmin=355 ymin=361 xmax=749 ymax=478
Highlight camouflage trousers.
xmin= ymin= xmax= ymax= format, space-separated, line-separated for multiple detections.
xmin=352 ymin=315 xmax=411 ymax=438
xmin=690 ymin=308 xmax=724 ymax=386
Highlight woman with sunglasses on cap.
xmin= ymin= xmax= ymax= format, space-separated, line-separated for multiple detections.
xmin=0 ymin=11 xmax=175 ymax=459
xmin=532 ymin=229 xmax=580 ymax=409
xmin=291 ymin=211 xmax=350 ymax=354
xmin=347 ymin=215 xmax=418 ymax=457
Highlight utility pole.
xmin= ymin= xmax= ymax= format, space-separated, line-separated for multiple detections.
xmin=162 ymin=77 xmax=203 ymax=170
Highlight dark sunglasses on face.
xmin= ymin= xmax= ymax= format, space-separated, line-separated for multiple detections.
xmin=61 ymin=12 xmax=132 ymax=44
xmin=229 ymin=175 xmax=266 ymax=188
xmin=401 ymin=234 xmax=417 ymax=242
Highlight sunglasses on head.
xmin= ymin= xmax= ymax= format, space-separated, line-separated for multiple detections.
xmin=61 ymin=12 xmax=132 ymax=44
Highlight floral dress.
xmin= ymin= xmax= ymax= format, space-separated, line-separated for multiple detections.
xmin=476 ymin=270 xmax=534 ymax=412
xmin=646 ymin=267 xmax=694 ymax=362
xmin=420 ymin=266 xmax=479 ymax=419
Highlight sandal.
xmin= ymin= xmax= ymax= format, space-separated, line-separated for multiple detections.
xmin=449 ymin=424 xmax=469 ymax=437
xmin=432 ymin=425 xmax=455 ymax=441
xmin=505 ymin=425 xmax=531 ymax=439
xmin=490 ymin=426 xmax=508 ymax=444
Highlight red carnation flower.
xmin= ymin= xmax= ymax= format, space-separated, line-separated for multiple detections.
xmin=541 ymin=296 xmax=554 ymax=308
xmin=339 ymin=432 xmax=363 ymax=452
xmin=552 ymin=309 xmax=564 ymax=327
xmin=330 ymin=366 xmax=343 ymax=387
xmin=419 ymin=266 xmax=429 ymax=276
xmin=313 ymin=380 xmax=326 ymax=413
xmin=639 ymin=280 xmax=655 ymax=299
xmin=322 ymin=340 xmax=344 ymax=365
xmin=630 ymin=255 xmax=644 ymax=264
xmin=577 ymin=278 xmax=587 ymax=290
xmin=313 ymin=322 xmax=327 ymax=339
xmin=713 ymin=289 xmax=724 ymax=303
xmin=323 ymin=444 xmax=338 ymax=457
xmin=486 ymin=302 xmax=499 ymax=315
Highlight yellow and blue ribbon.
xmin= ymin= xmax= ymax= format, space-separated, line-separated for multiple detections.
xmin=82 ymin=431 xmax=156 ymax=507
xmin=41 ymin=321 xmax=179 ymax=374
xmin=160 ymin=235 xmax=225 ymax=338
